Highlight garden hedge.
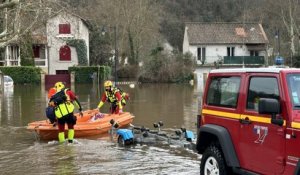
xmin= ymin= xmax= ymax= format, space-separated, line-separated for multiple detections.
xmin=68 ymin=66 xmax=111 ymax=83
xmin=0 ymin=66 xmax=41 ymax=84
xmin=0 ymin=66 xmax=111 ymax=84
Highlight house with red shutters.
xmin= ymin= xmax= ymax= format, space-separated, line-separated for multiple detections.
xmin=0 ymin=10 xmax=89 ymax=75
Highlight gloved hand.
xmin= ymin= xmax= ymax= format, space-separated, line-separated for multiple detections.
xmin=79 ymin=108 xmax=83 ymax=117
xmin=119 ymin=109 xmax=123 ymax=114
xmin=48 ymin=101 xmax=55 ymax=107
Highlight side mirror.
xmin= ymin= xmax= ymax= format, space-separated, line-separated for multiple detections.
xmin=259 ymin=98 xmax=283 ymax=126
xmin=258 ymin=98 xmax=280 ymax=114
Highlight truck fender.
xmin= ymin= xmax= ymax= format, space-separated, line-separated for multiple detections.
xmin=198 ymin=124 xmax=240 ymax=168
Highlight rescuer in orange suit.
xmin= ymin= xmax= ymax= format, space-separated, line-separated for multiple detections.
xmin=97 ymin=80 xmax=129 ymax=114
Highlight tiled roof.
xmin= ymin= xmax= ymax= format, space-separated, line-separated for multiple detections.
xmin=186 ymin=22 xmax=269 ymax=45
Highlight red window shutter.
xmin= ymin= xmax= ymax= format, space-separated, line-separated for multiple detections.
xmin=59 ymin=24 xmax=71 ymax=34
xmin=59 ymin=45 xmax=71 ymax=61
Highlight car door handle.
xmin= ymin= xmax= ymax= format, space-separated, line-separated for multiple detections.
xmin=239 ymin=117 xmax=252 ymax=124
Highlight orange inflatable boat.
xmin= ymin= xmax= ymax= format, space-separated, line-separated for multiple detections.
xmin=27 ymin=109 xmax=134 ymax=140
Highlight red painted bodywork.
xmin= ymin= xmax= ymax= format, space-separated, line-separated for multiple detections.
xmin=200 ymin=68 xmax=300 ymax=174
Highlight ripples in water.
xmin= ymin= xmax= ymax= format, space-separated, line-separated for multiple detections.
xmin=0 ymin=134 xmax=200 ymax=175
xmin=0 ymin=84 xmax=202 ymax=174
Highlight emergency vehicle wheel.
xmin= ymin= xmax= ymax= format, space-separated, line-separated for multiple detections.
xmin=200 ymin=144 xmax=227 ymax=175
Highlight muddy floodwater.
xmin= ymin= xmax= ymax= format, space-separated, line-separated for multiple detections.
xmin=0 ymin=83 xmax=202 ymax=174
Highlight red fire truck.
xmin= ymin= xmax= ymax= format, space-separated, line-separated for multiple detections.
xmin=196 ymin=68 xmax=300 ymax=175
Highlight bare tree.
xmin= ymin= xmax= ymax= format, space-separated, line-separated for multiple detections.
xmin=280 ymin=0 xmax=300 ymax=57
xmin=0 ymin=0 xmax=70 ymax=48
xmin=78 ymin=0 xmax=162 ymax=66
xmin=0 ymin=0 xmax=42 ymax=47
xmin=119 ymin=0 xmax=162 ymax=65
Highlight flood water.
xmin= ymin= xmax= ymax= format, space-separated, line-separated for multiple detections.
xmin=0 ymin=83 xmax=202 ymax=175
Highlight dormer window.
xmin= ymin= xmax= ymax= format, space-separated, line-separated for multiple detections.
xmin=59 ymin=24 xmax=71 ymax=34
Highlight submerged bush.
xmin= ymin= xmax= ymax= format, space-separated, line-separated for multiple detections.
xmin=139 ymin=48 xmax=195 ymax=83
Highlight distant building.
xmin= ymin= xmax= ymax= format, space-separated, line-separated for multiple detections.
xmin=0 ymin=10 xmax=89 ymax=74
xmin=183 ymin=22 xmax=269 ymax=66
xmin=183 ymin=22 xmax=269 ymax=91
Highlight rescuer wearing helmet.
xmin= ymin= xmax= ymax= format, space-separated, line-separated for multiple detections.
xmin=97 ymin=80 xmax=128 ymax=114
xmin=49 ymin=82 xmax=83 ymax=143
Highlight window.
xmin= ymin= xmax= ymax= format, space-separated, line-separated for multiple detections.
xmin=227 ymin=47 xmax=235 ymax=56
xmin=56 ymin=70 xmax=69 ymax=74
xmin=206 ymin=76 xmax=241 ymax=108
xmin=32 ymin=45 xmax=40 ymax=58
xmin=197 ymin=47 xmax=206 ymax=64
xmin=246 ymin=77 xmax=279 ymax=111
xmin=59 ymin=45 xmax=71 ymax=61
xmin=250 ymin=50 xmax=259 ymax=56
xmin=59 ymin=24 xmax=71 ymax=34
xmin=287 ymin=74 xmax=300 ymax=109
xmin=0 ymin=47 xmax=5 ymax=63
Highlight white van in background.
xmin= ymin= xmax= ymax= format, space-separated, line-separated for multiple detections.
xmin=4 ymin=75 xmax=14 ymax=87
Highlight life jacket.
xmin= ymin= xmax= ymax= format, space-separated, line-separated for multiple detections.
xmin=120 ymin=90 xmax=129 ymax=106
xmin=105 ymin=87 xmax=119 ymax=103
xmin=105 ymin=87 xmax=128 ymax=105
xmin=50 ymin=88 xmax=75 ymax=118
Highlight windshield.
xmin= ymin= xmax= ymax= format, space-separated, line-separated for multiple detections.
xmin=287 ymin=74 xmax=300 ymax=109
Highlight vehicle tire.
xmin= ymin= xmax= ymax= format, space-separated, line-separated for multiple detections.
xmin=118 ymin=136 xmax=125 ymax=145
xmin=200 ymin=144 xmax=227 ymax=175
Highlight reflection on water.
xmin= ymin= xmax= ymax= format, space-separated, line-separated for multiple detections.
xmin=0 ymin=87 xmax=13 ymax=125
xmin=0 ymin=83 xmax=202 ymax=174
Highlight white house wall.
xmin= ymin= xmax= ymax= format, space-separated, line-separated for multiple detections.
xmin=79 ymin=21 xmax=89 ymax=65
xmin=47 ymin=12 xmax=89 ymax=74
xmin=47 ymin=46 xmax=78 ymax=73
xmin=194 ymin=67 xmax=212 ymax=93
xmin=186 ymin=44 xmax=248 ymax=64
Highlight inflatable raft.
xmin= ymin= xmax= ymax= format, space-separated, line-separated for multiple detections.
xmin=27 ymin=109 xmax=134 ymax=140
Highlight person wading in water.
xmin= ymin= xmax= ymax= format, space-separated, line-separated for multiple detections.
xmin=49 ymin=82 xmax=83 ymax=143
